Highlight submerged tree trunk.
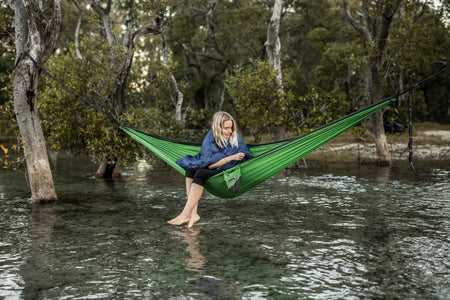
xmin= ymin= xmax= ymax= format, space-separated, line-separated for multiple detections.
xmin=95 ymin=158 xmax=122 ymax=178
xmin=11 ymin=0 xmax=61 ymax=202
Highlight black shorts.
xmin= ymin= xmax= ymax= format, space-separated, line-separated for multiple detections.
xmin=185 ymin=167 xmax=219 ymax=186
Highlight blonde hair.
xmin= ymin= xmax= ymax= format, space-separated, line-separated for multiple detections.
xmin=212 ymin=111 xmax=238 ymax=149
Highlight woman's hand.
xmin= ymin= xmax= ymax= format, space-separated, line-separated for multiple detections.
xmin=231 ymin=152 xmax=246 ymax=161
xmin=208 ymin=152 xmax=246 ymax=169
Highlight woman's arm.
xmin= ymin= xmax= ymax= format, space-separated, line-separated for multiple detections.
xmin=208 ymin=152 xmax=246 ymax=169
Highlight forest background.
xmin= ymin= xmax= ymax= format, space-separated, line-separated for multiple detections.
xmin=0 ymin=0 xmax=449 ymax=201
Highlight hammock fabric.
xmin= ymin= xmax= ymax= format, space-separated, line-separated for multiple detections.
xmin=121 ymin=97 xmax=396 ymax=198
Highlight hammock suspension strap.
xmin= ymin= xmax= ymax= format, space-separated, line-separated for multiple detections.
xmin=408 ymin=88 xmax=418 ymax=175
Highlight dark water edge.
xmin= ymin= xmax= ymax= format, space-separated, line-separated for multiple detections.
xmin=1 ymin=154 xmax=449 ymax=299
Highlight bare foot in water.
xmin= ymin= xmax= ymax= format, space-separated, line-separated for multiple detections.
xmin=187 ymin=214 xmax=200 ymax=229
xmin=167 ymin=214 xmax=190 ymax=226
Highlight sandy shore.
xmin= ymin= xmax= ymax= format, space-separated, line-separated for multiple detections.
xmin=310 ymin=130 xmax=450 ymax=161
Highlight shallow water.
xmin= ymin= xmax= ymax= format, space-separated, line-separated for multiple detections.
xmin=0 ymin=154 xmax=449 ymax=299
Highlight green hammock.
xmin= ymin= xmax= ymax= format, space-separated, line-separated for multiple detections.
xmin=121 ymin=97 xmax=396 ymax=198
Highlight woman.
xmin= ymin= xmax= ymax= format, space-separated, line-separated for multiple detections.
xmin=168 ymin=111 xmax=253 ymax=228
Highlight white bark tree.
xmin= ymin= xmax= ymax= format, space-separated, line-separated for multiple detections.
xmin=266 ymin=0 xmax=285 ymax=141
xmin=9 ymin=0 xmax=61 ymax=202
xmin=266 ymin=0 xmax=283 ymax=87
xmin=72 ymin=0 xmax=83 ymax=59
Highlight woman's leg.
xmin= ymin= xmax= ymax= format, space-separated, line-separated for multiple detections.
xmin=168 ymin=183 xmax=204 ymax=227
xmin=168 ymin=168 xmax=217 ymax=227
xmin=186 ymin=177 xmax=201 ymax=226
xmin=186 ymin=177 xmax=193 ymax=196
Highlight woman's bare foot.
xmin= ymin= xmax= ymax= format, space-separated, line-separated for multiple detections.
xmin=167 ymin=214 xmax=190 ymax=226
xmin=187 ymin=214 xmax=200 ymax=229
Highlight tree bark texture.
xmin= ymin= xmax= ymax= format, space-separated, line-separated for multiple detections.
xmin=266 ymin=0 xmax=283 ymax=87
xmin=13 ymin=0 xmax=61 ymax=202
xmin=343 ymin=0 xmax=401 ymax=164
xmin=72 ymin=0 xmax=83 ymax=59
xmin=266 ymin=0 xmax=285 ymax=141
xmin=160 ymin=28 xmax=184 ymax=122
xmin=87 ymin=0 xmax=116 ymax=45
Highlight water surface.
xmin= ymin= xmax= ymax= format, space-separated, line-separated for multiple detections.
xmin=1 ymin=155 xmax=449 ymax=299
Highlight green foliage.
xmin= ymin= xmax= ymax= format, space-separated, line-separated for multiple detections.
xmin=226 ymin=60 xmax=290 ymax=140
xmin=0 ymin=53 xmax=13 ymax=106
xmin=292 ymin=88 xmax=339 ymax=132
xmin=38 ymin=39 xmax=207 ymax=164
xmin=0 ymin=4 xmax=14 ymax=106
xmin=0 ymin=139 xmax=26 ymax=172
xmin=0 ymin=99 xmax=16 ymax=137
xmin=0 ymin=100 xmax=24 ymax=171
xmin=38 ymin=40 xmax=140 ymax=163
xmin=226 ymin=60 xmax=338 ymax=141
xmin=385 ymin=3 xmax=450 ymax=123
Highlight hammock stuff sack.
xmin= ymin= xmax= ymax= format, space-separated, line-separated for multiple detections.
xmin=121 ymin=97 xmax=396 ymax=199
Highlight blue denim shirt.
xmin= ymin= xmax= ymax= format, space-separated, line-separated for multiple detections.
xmin=176 ymin=130 xmax=253 ymax=171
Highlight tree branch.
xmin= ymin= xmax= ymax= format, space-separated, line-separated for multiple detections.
xmin=86 ymin=0 xmax=116 ymax=44
xmin=123 ymin=21 xmax=163 ymax=52
xmin=181 ymin=43 xmax=222 ymax=62
xmin=71 ymin=0 xmax=83 ymax=58
xmin=362 ymin=0 xmax=373 ymax=32
xmin=23 ymin=0 xmax=48 ymax=37
xmin=22 ymin=0 xmax=61 ymax=63
xmin=42 ymin=0 xmax=62 ymax=62
xmin=343 ymin=0 xmax=371 ymax=42
xmin=205 ymin=0 xmax=225 ymax=57
xmin=105 ymin=0 xmax=111 ymax=14
xmin=87 ymin=0 xmax=106 ymax=16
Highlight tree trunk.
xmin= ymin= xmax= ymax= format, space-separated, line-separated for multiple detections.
xmin=14 ymin=62 xmax=57 ymax=201
xmin=161 ymin=28 xmax=184 ymax=121
xmin=266 ymin=0 xmax=286 ymax=141
xmin=111 ymin=159 xmax=122 ymax=178
xmin=72 ymin=0 xmax=83 ymax=59
xmin=266 ymin=0 xmax=283 ymax=87
xmin=274 ymin=123 xmax=286 ymax=142
xmin=367 ymin=58 xmax=391 ymax=164
xmin=111 ymin=53 xmax=131 ymax=116
xmin=12 ymin=0 xmax=61 ymax=202
xmin=343 ymin=0 xmax=400 ymax=164
xmin=87 ymin=0 xmax=116 ymax=45
xmin=95 ymin=158 xmax=108 ymax=178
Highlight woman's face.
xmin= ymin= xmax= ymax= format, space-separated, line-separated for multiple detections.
xmin=221 ymin=120 xmax=234 ymax=140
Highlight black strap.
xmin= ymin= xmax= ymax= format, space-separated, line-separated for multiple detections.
xmin=408 ymin=89 xmax=418 ymax=175
xmin=401 ymin=65 xmax=449 ymax=176
xmin=22 ymin=51 xmax=120 ymax=126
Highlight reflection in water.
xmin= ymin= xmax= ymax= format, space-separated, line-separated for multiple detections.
xmin=21 ymin=203 xmax=56 ymax=299
xmin=169 ymin=228 xmax=207 ymax=282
